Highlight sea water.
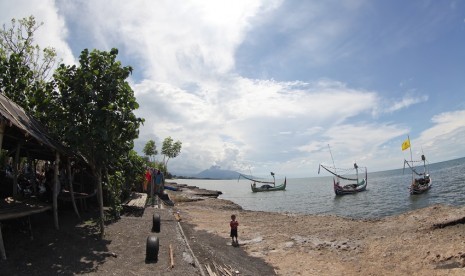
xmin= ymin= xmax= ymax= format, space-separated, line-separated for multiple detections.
xmin=175 ymin=157 xmax=465 ymax=219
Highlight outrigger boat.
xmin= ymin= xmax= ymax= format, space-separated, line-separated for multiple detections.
xmin=319 ymin=163 xmax=368 ymax=195
xmin=402 ymin=136 xmax=432 ymax=195
xmin=239 ymin=172 xmax=286 ymax=193
xmin=318 ymin=144 xmax=367 ymax=195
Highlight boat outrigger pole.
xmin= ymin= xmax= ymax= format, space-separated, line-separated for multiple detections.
xmin=354 ymin=162 xmax=359 ymax=183
xmin=408 ymin=135 xmax=414 ymax=184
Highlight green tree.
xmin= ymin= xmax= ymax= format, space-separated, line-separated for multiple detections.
xmin=53 ymin=48 xmax=143 ymax=235
xmin=0 ymin=15 xmax=59 ymax=81
xmin=0 ymin=15 xmax=57 ymax=121
xmin=143 ymin=140 xmax=157 ymax=162
xmin=161 ymin=136 xmax=182 ymax=173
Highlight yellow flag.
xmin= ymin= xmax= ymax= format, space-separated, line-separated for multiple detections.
xmin=401 ymin=138 xmax=410 ymax=151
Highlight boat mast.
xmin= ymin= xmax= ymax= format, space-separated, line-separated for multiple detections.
xmin=421 ymin=146 xmax=426 ymax=176
xmin=408 ymin=135 xmax=414 ymax=183
xmin=328 ymin=144 xmax=338 ymax=181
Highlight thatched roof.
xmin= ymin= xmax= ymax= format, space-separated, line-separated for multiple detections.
xmin=0 ymin=92 xmax=72 ymax=161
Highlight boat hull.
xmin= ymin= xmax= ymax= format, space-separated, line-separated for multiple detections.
xmin=333 ymin=178 xmax=367 ymax=195
xmin=251 ymin=178 xmax=286 ymax=193
xmin=410 ymin=176 xmax=432 ymax=195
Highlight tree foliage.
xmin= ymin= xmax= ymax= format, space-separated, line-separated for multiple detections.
xmin=143 ymin=140 xmax=157 ymax=162
xmin=0 ymin=16 xmax=57 ymax=118
xmin=0 ymin=15 xmax=59 ymax=81
xmin=161 ymin=136 xmax=182 ymax=172
xmin=53 ymin=48 xmax=143 ymax=170
xmin=53 ymin=48 xmax=144 ymax=235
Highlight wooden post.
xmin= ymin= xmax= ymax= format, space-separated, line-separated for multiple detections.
xmin=0 ymin=121 xmax=5 ymax=260
xmin=53 ymin=152 xmax=60 ymax=230
xmin=0 ymin=120 xmax=5 ymax=149
xmin=0 ymin=223 xmax=6 ymax=260
xmin=32 ymin=159 xmax=37 ymax=195
xmin=13 ymin=142 xmax=20 ymax=196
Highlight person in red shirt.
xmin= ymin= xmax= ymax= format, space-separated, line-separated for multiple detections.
xmin=230 ymin=214 xmax=239 ymax=246
xmin=144 ymin=168 xmax=151 ymax=193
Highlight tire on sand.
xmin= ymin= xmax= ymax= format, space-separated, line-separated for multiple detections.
xmin=146 ymin=235 xmax=159 ymax=262
xmin=152 ymin=213 xmax=161 ymax=233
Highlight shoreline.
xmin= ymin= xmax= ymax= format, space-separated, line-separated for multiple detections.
xmin=168 ymin=181 xmax=465 ymax=275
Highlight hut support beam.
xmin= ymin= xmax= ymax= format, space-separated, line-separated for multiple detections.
xmin=53 ymin=152 xmax=60 ymax=230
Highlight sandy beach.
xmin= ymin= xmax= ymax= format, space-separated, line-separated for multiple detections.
xmin=169 ymin=186 xmax=465 ymax=276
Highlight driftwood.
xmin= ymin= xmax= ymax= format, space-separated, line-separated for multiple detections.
xmin=169 ymin=244 xmax=174 ymax=268
xmin=205 ymin=264 xmax=217 ymax=276
xmin=205 ymin=261 xmax=234 ymax=276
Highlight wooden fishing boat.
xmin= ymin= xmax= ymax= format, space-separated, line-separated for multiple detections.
xmin=409 ymin=173 xmax=432 ymax=194
xmin=319 ymin=144 xmax=367 ymax=196
xmin=239 ymin=172 xmax=287 ymax=193
xmin=251 ymin=178 xmax=286 ymax=192
xmin=402 ymin=136 xmax=432 ymax=195
xmin=319 ymin=163 xmax=368 ymax=196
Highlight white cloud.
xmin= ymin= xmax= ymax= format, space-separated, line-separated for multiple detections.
xmin=413 ymin=110 xmax=465 ymax=161
xmin=2 ymin=1 xmax=464 ymax=178
xmin=57 ymin=0 xmax=270 ymax=85
xmin=384 ymin=94 xmax=429 ymax=113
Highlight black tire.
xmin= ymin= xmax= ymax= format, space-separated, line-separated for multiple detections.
xmin=146 ymin=235 xmax=159 ymax=261
xmin=152 ymin=213 xmax=161 ymax=233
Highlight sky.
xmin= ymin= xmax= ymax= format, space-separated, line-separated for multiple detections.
xmin=1 ymin=0 xmax=465 ymax=178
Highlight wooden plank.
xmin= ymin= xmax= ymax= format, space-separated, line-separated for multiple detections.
xmin=123 ymin=193 xmax=147 ymax=209
xmin=58 ymin=189 xmax=97 ymax=201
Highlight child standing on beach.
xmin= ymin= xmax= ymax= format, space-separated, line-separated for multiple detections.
xmin=230 ymin=214 xmax=239 ymax=245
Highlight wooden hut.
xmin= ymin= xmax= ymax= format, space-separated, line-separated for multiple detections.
xmin=0 ymin=92 xmax=84 ymax=260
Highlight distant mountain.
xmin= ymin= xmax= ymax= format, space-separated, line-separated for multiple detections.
xmin=195 ymin=166 xmax=240 ymax=180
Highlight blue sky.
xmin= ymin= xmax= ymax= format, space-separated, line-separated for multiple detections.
xmin=2 ymin=0 xmax=465 ymax=177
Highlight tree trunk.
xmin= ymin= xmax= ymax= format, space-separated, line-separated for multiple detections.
xmin=68 ymin=158 xmax=80 ymax=220
xmin=95 ymin=167 xmax=105 ymax=237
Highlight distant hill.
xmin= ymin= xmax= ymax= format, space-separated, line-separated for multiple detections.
xmin=195 ymin=166 xmax=240 ymax=180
